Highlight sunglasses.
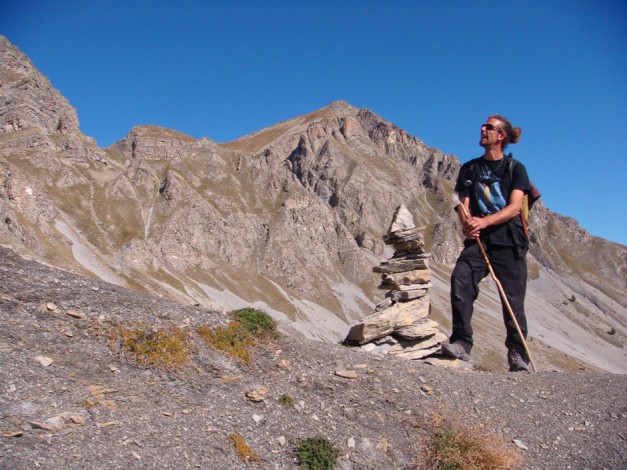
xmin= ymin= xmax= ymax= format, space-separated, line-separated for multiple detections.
xmin=481 ymin=123 xmax=503 ymax=133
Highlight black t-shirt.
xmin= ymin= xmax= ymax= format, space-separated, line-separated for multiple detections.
xmin=455 ymin=156 xmax=531 ymax=247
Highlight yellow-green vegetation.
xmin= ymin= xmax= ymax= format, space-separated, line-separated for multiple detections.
xmin=228 ymin=433 xmax=263 ymax=466
xmin=294 ymin=436 xmax=340 ymax=470
xmin=278 ymin=393 xmax=294 ymax=408
xmin=107 ymin=323 xmax=192 ymax=370
xmin=197 ymin=322 xmax=256 ymax=364
xmin=428 ymin=417 xmax=523 ymax=470
xmin=197 ymin=308 xmax=278 ymax=364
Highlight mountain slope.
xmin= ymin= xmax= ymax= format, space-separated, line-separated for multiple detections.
xmin=0 ymin=35 xmax=625 ymax=373
xmin=0 ymin=245 xmax=625 ymax=468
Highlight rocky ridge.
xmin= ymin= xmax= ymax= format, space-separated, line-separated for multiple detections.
xmin=0 ymin=35 xmax=625 ymax=374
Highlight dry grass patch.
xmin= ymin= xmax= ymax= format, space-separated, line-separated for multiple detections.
xmin=425 ymin=414 xmax=524 ymax=469
xmin=197 ymin=308 xmax=278 ymax=365
xmin=197 ymin=322 xmax=256 ymax=364
xmin=228 ymin=433 xmax=264 ymax=467
xmin=107 ymin=322 xmax=192 ymax=370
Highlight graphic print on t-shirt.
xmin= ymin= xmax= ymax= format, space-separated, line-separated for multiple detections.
xmin=474 ymin=163 xmax=507 ymax=216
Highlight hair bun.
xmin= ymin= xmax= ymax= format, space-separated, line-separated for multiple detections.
xmin=511 ymin=127 xmax=522 ymax=143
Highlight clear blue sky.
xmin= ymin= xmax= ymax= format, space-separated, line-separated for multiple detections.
xmin=2 ymin=1 xmax=626 ymax=245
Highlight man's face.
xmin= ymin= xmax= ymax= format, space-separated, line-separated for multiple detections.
xmin=479 ymin=118 xmax=505 ymax=148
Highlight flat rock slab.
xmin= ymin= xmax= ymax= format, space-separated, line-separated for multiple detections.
xmin=382 ymin=269 xmax=431 ymax=288
xmin=373 ymin=258 xmax=429 ymax=274
xmin=345 ymin=297 xmax=430 ymax=344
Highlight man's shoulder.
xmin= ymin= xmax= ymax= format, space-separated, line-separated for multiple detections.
xmin=505 ymin=155 xmax=527 ymax=170
xmin=507 ymin=158 xmax=528 ymax=176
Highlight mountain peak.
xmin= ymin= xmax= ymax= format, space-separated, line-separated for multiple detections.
xmin=322 ymin=99 xmax=359 ymax=114
xmin=124 ymin=125 xmax=197 ymax=142
xmin=300 ymin=100 xmax=361 ymax=122
xmin=0 ymin=35 xmax=80 ymax=136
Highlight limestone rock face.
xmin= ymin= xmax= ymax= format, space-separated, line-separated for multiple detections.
xmin=0 ymin=37 xmax=79 ymax=136
xmin=111 ymin=125 xmax=199 ymax=165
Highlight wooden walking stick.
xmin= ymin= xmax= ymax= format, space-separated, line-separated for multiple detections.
xmin=454 ymin=195 xmax=537 ymax=372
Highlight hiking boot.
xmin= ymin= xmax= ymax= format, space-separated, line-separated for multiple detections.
xmin=508 ymin=349 xmax=529 ymax=372
xmin=441 ymin=342 xmax=470 ymax=361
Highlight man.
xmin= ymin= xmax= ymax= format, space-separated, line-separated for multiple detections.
xmin=442 ymin=114 xmax=532 ymax=372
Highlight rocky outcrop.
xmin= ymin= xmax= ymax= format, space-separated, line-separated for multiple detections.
xmin=0 ymin=36 xmax=79 ymax=137
xmin=111 ymin=125 xmax=198 ymax=165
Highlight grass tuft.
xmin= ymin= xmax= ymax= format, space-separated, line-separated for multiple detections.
xmin=427 ymin=414 xmax=523 ymax=469
xmin=197 ymin=308 xmax=278 ymax=364
xmin=294 ymin=435 xmax=340 ymax=470
xmin=278 ymin=393 xmax=294 ymax=408
xmin=228 ymin=433 xmax=263 ymax=466
xmin=107 ymin=323 xmax=192 ymax=370
xmin=197 ymin=322 xmax=255 ymax=363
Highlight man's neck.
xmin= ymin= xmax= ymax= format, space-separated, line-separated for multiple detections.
xmin=482 ymin=147 xmax=504 ymax=161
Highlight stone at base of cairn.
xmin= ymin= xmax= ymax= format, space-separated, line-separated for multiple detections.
xmin=421 ymin=356 xmax=473 ymax=369
xmin=344 ymin=205 xmax=449 ymax=363
xmin=344 ymin=296 xmax=431 ymax=344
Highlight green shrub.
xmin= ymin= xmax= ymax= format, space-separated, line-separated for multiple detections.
xmin=295 ymin=436 xmax=340 ymax=470
xmin=232 ymin=308 xmax=277 ymax=338
xmin=278 ymin=393 xmax=294 ymax=408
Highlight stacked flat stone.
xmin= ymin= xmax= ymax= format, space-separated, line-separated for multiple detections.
xmin=344 ymin=205 xmax=447 ymax=360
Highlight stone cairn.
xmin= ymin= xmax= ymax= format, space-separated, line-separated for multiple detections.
xmin=344 ymin=205 xmax=448 ymax=361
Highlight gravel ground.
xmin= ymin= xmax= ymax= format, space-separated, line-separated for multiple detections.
xmin=1 ymin=246 xmax=625 ymax=469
